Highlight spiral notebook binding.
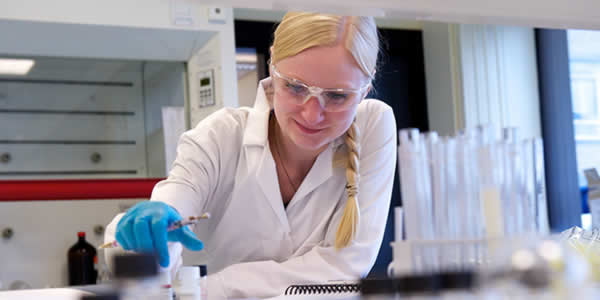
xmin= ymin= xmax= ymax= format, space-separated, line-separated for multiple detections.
xmin=284 ymin=283 xmax=361 ymax=295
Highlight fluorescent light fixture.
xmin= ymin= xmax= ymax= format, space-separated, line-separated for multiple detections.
xmin=0 ymin=58 xmax=35 ymax=75
xmin=235 ymin=53 xmax=257 ymax=64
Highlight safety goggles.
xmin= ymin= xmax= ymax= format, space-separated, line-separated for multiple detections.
xmin=270 ymin=64 xmax=370 ymax=112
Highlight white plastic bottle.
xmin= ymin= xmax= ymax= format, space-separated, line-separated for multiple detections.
xmin=198 ymin=265 xmax=207 ymax=300
xmin=174 ymin=266 xmax=201 ymax=300
xmin=159 ymin=270 xmax=174 ymax=300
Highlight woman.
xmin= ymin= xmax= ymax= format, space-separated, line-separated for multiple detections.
xmin=106 ymin=12 xmax=397 ymax=299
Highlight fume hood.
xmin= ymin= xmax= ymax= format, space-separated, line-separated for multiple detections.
xmin=0 ymin=2 xmax=237 ymax=288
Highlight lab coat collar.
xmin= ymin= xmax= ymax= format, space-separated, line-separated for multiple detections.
xmin=242 ymin=78 xmax=273 ymax=147
xmin=288 ymin=142 xmax=335 ymax=209
xmin=255 ymin=138 xmax=337 ymax=232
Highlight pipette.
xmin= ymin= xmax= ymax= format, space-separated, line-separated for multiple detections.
xmin=99 ymin=212 xmax=211 ymax=249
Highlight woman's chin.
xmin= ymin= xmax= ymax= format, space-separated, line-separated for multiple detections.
xmin=292 ymin=136 xmax=331 ymax=153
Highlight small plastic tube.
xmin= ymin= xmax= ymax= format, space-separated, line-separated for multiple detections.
xmin=198 ymin=265 xmax=207 ymax=300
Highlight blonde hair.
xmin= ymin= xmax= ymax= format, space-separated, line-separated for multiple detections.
xmin=271 ymin=12 xmax=378 ymax=79
xmin=271 ymin=12 xmax=379 ymax=249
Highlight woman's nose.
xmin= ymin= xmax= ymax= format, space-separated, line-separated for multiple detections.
xmin=300 ymin=96 xmax=325 ymax=124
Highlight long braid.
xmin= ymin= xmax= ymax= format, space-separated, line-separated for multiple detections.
xmin=335 ymin=120 xmax=360 ymax=249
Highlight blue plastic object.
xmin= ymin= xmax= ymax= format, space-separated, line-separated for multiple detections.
xmin=581 ymin=186 xmax=590 ymax=214
xmin=116 ymin=201 xmax=204 ymax=267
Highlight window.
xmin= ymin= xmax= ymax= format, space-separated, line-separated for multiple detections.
xmin=568 ymin=30 xmax=600 ymax=185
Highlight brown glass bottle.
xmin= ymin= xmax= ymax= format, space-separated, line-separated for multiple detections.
xmin=68 ymin=231 xmax=98 ymax=285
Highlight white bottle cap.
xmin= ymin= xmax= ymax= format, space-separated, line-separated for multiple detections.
xmin=177 ymin=266 xmax=200 ymax=282
xmin=159 ymin=269 xmax=172 ymax=285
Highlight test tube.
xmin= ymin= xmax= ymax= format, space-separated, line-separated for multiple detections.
xmin=420 ymin=133 xmax=434 ymax=237
xmin=430 ymin=135 xmax=445 ymax=239
xmin=398 ymin=128 xmax=422 ymax=242
xmin=445 ymin=137 xmax=460 ymax=269
xmin=500 ymin=128 xmax=517 ymax=236
xmin=424 ymin=132 xmax=440 ymax=271
xmin=415 ymin=132 xmax=435 ymax=272
xmin=480 ymin=130 xmax=504 ymax=238
xmin=398 ymin=128 xmax=425 ymax=272
xmin=522 ymin=139 xmax=537 ymax=234
xmin=512 ymin=130 xmax=528 ymax=236
xmin=533 ymin=138 xmax=550 ymax=234
xmin=456 ymin=133 xmax=480 ymax=269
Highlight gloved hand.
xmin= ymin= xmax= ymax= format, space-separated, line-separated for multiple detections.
xmin=116 ymin=201 xmax=204 ymax=267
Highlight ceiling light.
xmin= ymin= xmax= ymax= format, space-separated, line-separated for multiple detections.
xmin=235 ymin=53 xmax=257 ymax=64
xmin=0 ymin=58 xmax=35 ymax=75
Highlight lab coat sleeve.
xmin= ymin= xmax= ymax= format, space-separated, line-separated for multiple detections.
xmin=207 ymin=102 xmax=397 ymax=299
xmin=152 ymin=108 xmax=239 ymax=219
xmin=153 ymin=108 xmax=246 ymax=276
xmin=104 ymin=108 xmax=246 ymax=279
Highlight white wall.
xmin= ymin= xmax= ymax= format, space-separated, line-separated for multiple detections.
xmin=237 ymin=70 xmax=259 ymax=108
xmin=422 ymin=23 xmax=465 ymax=136
xmin=500 ymin=27 xmax=541 ymax=139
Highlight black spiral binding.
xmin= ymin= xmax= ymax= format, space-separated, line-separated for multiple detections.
xmin=284 ymin=283 xmax=361 ymax=295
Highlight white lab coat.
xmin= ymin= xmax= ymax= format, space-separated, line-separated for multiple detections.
xmin=106 ymin=78 xmax=397 ymax=299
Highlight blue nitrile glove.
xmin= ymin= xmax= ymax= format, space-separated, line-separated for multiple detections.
xmin=115 ymin=201 xmax=204 ymax=267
